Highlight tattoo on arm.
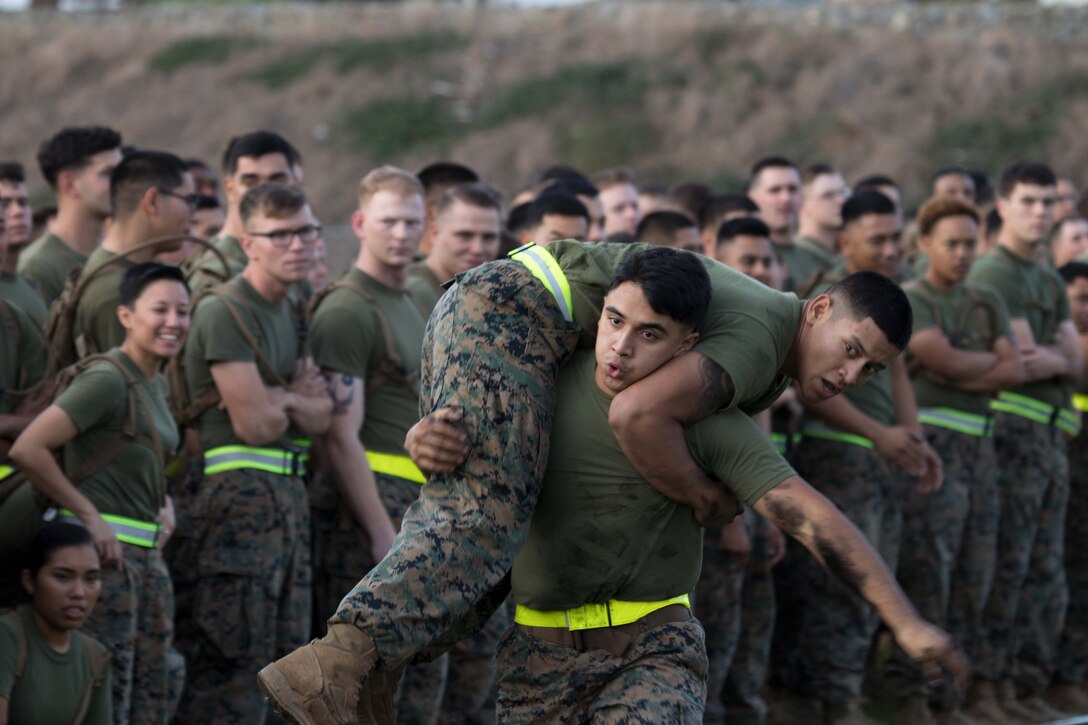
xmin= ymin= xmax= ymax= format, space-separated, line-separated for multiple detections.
xmin=686 ymin=357 xmax=735 ymax=423
xmin=321 ymin=369 xmax=356 ymax=416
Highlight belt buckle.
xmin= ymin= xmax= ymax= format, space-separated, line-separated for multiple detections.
xmin=565 ymin=602 xmax=609 ymax=630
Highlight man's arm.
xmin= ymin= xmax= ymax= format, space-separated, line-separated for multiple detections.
xmin=754 ymin=476 xmax=968 ymax=686
xmin=284 ymin=358 xmax=333 ymax=435
xmin=805 ymin=389 xmax=927 ymax=477
xmin=321 ymin=369 xmax=397 ymax=562
xmin=908 ymin=328 xmax=998 ymax=381
xmin=608 ymin=352 xmax=742 ymax=527
xmin=211 ymin=362 xmax=292 ymax=445
xmin=1018 ymin=320 xmax=1083 ymax=384
xmin=948 ymin=336 xmax=1024 ymax=392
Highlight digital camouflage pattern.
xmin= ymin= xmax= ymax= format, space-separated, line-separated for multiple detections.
xmin=884 ymin=424 xmax=998 ymax=707
xmin=495 ymin=618 xmax=708 ymax=724
xmin=172 ymin=468 xmax=311 ymax=724
xmin=82 ymin=546 xmax=183 ymax=725
xmin=330 ymin=260 xmax=580 ymax=668
xmin=1055 ymin=421 xmax=1088 ymax=686
xmin=438 ymin=601 xmax=511 ymax=724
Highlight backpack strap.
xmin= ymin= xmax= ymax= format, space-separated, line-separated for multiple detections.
xmin=204 ymin=285 xmax=290 ymax=388
xmin=70 ymin=632 xmax=110 ymax=725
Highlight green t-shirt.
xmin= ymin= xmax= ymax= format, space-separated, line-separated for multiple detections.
xmin=0 ymin=272 xmax=48 ymax=330
xmin=54 ymin=349 xmax=178 ymax=523
xmin=810 ymin=267 xmax=895 ymax=425
xmin=0 ymin=299 xmax=47 ymax=416
xmin=782 ymin=237 xmax=835 ymax=295
xmin=511 ymin=350 xmax=794 ymax=610
xmin=904 ymin=279 xmax=1012 ymax=415
xmin=189 ymin=234 xmax=246 ymax=296
xmin=17 ymin=232 xmax=88 ymax=307
xmin=310 ymin=268 xmax=426 ymax=456
xmin=185 ymin=276 xmax=302 ymax=451
xmin=0 ymin=606 xmax=112 ymax=725
xmin=967 ymin=245 xmax=1072 ymax=407
xmin=546 ymin=240 xmax=803 ymax=414
xmin=75 ymin=247 xmax=135 ymax=356
xmin=406 ymin=261 xmax=445 ymax=317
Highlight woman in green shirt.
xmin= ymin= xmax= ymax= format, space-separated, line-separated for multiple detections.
xmin=0 ymin=522 xmax=112 ymax=725
xmin=10 ymin=262 xmax=188 ymax=724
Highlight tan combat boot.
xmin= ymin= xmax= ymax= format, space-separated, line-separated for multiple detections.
xmin=963 ymin=679 xmax=1024 ymax=725
xmin=1047 ymin=682 xmax=1088 ymax=715
xmin=258 ymin=623 xmax=379 ymax=725
xmin=895 ymin=694 xmax=938 ymax=725
xmin=1015 ymin=691 xmax=1070 ymax=723
xmin=996 ymin=679 xmax=1041 ymax=724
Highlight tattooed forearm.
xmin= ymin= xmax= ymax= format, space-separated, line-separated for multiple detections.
xmin=685 ymin=357 xmax=735 ymax=423
xmin=321 ymin=369 xmax=356 ymax=416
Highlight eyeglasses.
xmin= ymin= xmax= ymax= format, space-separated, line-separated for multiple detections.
xmin=156 ymin=188 xmax=202 ymax=213
xmin=246 ymin=225 xmax=322 ymax=248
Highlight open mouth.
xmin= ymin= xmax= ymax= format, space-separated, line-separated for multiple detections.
xmin=820 ymin=378 xmax=840 ymax=398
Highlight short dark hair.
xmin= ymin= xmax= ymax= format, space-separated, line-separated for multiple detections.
xmin=717 ymin=217 xmax=772 ymax=245
xmin=699 ymin=193 xmax=759 ymax=231
xmin=916 ymin=196 xmax=980 ymax=237
xmin=1059 ymin=261 xmax=1088 ymax=285
xmin=971 ymin=169 xmax=995 ymax=207
xmin=636 ymin=211 xmax=697 ymax=247
xmin=25 ymin=523 xmax=96 ymax=580
xmin=802 ymin=162 xmax=838 ymax=186
xmin=538 ymin=164 xmax=589 ymax=184
xmin=842 ymin=190 xmax=897 ymax=226
xmin=37 ymin=126 xmax=122 ymax=189
xmin=610 ymin=246 xmax=711 ymax=330
xmin=984 ymin=208 xmax=1003 ymax=242
xmin=185 ymin=158 xmax=214 ymax=174
xmin=194 ymin=194 xmax=221 ymax=212
xmin=854 ymin=174 xmax=899 ymax=194
xmin=435 ymin=182 xmax=501 ymax=217
xmin=540 ymin=176 xmax=599 ymax=199
xmin=240 ymin=182 xmax=309 ymax=224
xmin=119 ymin=262 xmax=187 ymax=308
xmin=931 ymin=165 xmax=972 ymax=185
xmin=0 ymin=162 xmax=26 ymax=184
xmin=666 ymin=181 xmax=711 ymax=221
xmin=997 ymin=162 xmax=1057 ymax=199
xmin=826 ymin=271 xmax=912 ymax=350
xmin=748 ymin=156 xmax=798 ymax=189
xmin=417 ymin=161 xmax=479 ymax=204
xmin=506 ymin=201 xmax=533 ymax=237
xmin=527 ymin=193 xmax=589 ymax=229
xmin=110 ymin=150 xmax=189 ymax=219
xmin=221 ymin=131 xmax=299 ymax=176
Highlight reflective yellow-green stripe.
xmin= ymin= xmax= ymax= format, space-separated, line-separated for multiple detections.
xmin=203 ymin=445 xmax=302 ymax=475
xmin=0 ymin=464 xmax=12 ymax=481
xmin=1057 ymin=407 xmax=1082 ymax=437
xmin=514 ymin=593 xmax=690 ymax=630
xmin=509 ymin=243 xmax=574 ymax=322
xmin=366 ymin=451 xmax=426 ymax=485
xmin=801 ymin=421 xmax=875 ymax=449
xmin=771 ymin=432 xmax=789 ymax=456
xmin=1075 ymin=394 xmax=1088 ymax=413
xmin=991 ymin=392 xmax=1057 ymax=426
xmin=918 ymin=407 xmax=993 ymax=437
xmin=56 ymin=508 xmax=159 ymax=548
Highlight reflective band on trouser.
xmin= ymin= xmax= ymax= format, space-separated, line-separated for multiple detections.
xmin=515 ymin=593 xmax=691 ymax=631
xmin=801 ymin=420 xmax=875 ymax=449
xmin=508 ymin=243 xmax=574 ymax=323
xmin=1075 ymin=394 xmax=1088 ymax=414
xmin=991 ymin=392 xmax=1082 ymax=436
xmin=53 ymin=508 xmax=159 ymax=548
xmin=366 ymin=451 xmax=426 ymax=485
xmin=918 ymin=407 xmax=993 ymax=437
xmin=0 ymin=464 xmax=12 ymax=481
xmin=202 ymin=445 xmax=304 ymax=476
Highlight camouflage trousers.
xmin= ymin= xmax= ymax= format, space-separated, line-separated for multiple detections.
xmin=495 ymin=615 xmax=709 ymax=723
xmin=83 ymin=545 xmax=184 ymax=725
xmin=884 ymin=425 xmax=998 ymax=705
xmin=695 ymin=510 xmax=776 ymax=725
xmin=1056 ymin=424 xmax=1088 ymax=685
xmin=976 ymin=413 xmax=1068 ymax=693
xmin=332 ymin=260 xmax=580 ymax=669
xmin=439 ymin=600 xmax=512 ymax=724
xmin=172 ymin=468 xmax=312 ymax=724
xmin=772 ymin=437 xmax=904 ymax=705
xmin=311 ymin=470 xmax=448 ymax=724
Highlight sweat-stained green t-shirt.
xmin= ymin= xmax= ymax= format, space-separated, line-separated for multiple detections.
xmin=809 ymin=266 xmax=896 ymax=426
xmin=54 ymin=348 xmax=179 ymax=522
xmin=17 ymin=232 xmax=88 ymax=307
xmin=0 ymin=299 xmax=47 ymax=415
xmin=967 ymin=244 xmax=1073 ymax=408
xmin=511 ymin=350 xmax=794 ymax=610
xmin=0 ymin=606 xmax=113 ymax=725
xmin=310 ymin=268 xmax=426 ymax=456
xmin=545 ymin=240 xmax=804 ymax=415
xmin=0 ymin=272 xmax=48 ymax=330
xmin=406 ymin=260 xmax=446 ymax=317
xmin=904 ymin=279 xmax=1012 ymax=416
xmin=74 ymin=247 xmax=135 ymax=356
xmin=185 ymin=276 xmax=302 ymax=451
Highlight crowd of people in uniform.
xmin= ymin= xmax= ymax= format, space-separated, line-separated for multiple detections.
xmin=0 ymin=124 xmax=1085 ymax=725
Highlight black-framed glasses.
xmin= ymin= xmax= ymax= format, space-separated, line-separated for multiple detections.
xmin=156 ymin=188 xmax=201 ymax=213
xmin=246 ymin=225 xmax=322 ymax=248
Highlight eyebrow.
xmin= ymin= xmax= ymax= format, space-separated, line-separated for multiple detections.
xmin=605 ymin=304 xmax=669 ymax=334
xmin=855 ymin=333 xmax=887 ymax=373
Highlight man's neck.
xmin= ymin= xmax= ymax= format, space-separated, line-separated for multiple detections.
xmin=796 ymin=221 xmax=837 ymax=252
xmin=242 ymin=265 xmax=290 ymax=304
xmin=358 ymin=251 xmax=408 ymax=290
xmin=425 ymin=256 xmax=455 ymax=286
xmin=998 ymin=235 xmax=1037 ymax=262
xmin=100 ymin=220 xmax=159 ymax=264
xmin=781 ymin=299 xmax=811 ymax=380
xmin=922 ymin=267 xmax=956 ymax=291
xmin=219 ymin=207 xmax=246 ymax=240
xmin=0 ymin=247 xmax=18 ymax=275
xmin=770 ymin=227 xmax=794 ymax=246
xmin=51 ymin=203 xmax=104 ymax=256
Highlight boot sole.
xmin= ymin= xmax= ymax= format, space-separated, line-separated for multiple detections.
xmin=257 ymin=663 xmax=308 ymax=725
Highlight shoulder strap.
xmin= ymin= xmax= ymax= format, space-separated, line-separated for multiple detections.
xmin=205 ymin=285 xmax=290 ymax=389
xmin=71 ymin=632 xmax=110 ymax=725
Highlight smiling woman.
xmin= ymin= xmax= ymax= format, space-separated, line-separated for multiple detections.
xmin=7 ymin=262 xmax=188 ymax=724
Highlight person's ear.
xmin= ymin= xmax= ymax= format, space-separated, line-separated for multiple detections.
xmin=675 ymin=331 xmax=699 ymax=356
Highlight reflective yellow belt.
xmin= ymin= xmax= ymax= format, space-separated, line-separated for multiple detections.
xmin=203 ymin=445 xmax=307 ymax=476
xmin=991 ymin=392 xmax=1082 ymax=436
xmin=0 ymin=464 xmax=12 ymax=481
xmin=770 ymin=432 xmax=802 ymax=456
xmin=514 ymin=594 xmax=690 ymax=631
xmin=508 ymin=243 xmax=574 ymax=323
xmin=366 ymin=451 xmax=426 ymax=485
xmin=801 ymin=420 xmax=875 ymax=450
xmin=48 ymin=508 xmax=160 ymax=549
xmin=918 ymin=407 xmax=993 ymax=437
xmin=1074 ymin=394 xmax=1088 ymax=414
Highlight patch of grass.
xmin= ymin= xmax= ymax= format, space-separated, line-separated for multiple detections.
xmin=247 ymin=51 xmax=324 ymax=89
xmin=341 ymin=95 xmax=461 ymax=156
xmin=149 ymin=35 xmax=264 ymax=73
xmin=554 ymin=115 xmax=659 ymax=174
